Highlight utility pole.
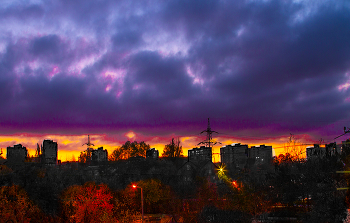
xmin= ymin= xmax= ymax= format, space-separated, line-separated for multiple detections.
xmin=334 ymin=127 xmax=350 ymax=140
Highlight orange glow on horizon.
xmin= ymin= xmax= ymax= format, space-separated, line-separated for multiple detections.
xmin=0 ymin=133 xmax=316 ymax=162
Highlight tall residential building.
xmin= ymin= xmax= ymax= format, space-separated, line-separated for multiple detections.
xmin=91 ymin=147 xmax=108 ymax=162
xmin=248 ymin=145 xmax=272 ymax=165
xmin=146 ymin=148 xmax=159 ymax=159
xmin=42 ymin=140 xmax=58 ymax=165
xmin=220 ymin=143 xmax=248 ymax=168
xmin=307 ymin=143 xmax=342 ymax=160
xmin=7 ymin=144 xmax=27 ymax=162
xmin=188 ymin=146 xmax=212 ymax=163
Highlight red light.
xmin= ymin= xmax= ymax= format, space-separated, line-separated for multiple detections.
xmin=132 ymin=184 xmax=137 ymax=188
xmin=232 ymin=181 xmax=237 ymax=186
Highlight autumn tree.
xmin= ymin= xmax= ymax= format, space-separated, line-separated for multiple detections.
xmin=162 ymin=138 xmax=184 ymax=158
xmin=0 ymin=185 xmax=44 ymax=222
xmin=284 ymin=134 xmax=305 ymax=161
xmin=78 ymin=148 xmax=93 ymax=163
xmin=60 ymin=182 xmax=115 ymax=222
xmin=110 ymin=141 xmax=150 ymax=161
xmin=117 ymin=179 xmax=175 ymax=218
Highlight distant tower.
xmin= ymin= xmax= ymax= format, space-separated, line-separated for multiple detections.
xmin=82 ymin=135 xmax=94 ymax=149
xmin=198 ymin=118 xmax=220 ymax=148
xmin=42 ymin=140 xmax=58 ymax=165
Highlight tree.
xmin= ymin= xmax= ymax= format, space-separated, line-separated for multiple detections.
xmin=284 ymin=134 xmax=305 ymax=162
xmin=78 ymin=148 xmax=93 ymax=163
xmin=60 ymin=182 xmax=115 ymax=222
xmin=110 ymin=141 xmax=150 ymax=161
xmin=0 ymin=185 xmax=44 ymax=222
xmin=109 ymin=147 xmax=124 ymax=161
xmin=162 ymin=138 xmax=183 ymax=158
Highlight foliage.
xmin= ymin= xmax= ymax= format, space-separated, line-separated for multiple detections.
xmin=127 ymin=179 xmax=174 ymax=214
xmin=0 ymin=164 xmax=13 ymax=175
xmin=110 ymin=141 xmax=150 ymax=161
xmin=60 ymin=182 xmax=115 ymax=222
xmin=284 ymin=134 xmax=306 ymax=161
xmin=78 ymin=147 xmax=94 ymax=163
xmin=273 ymin=153 xmax=294 ymax=165
xmin=162 ymin=138 xmax=184 ymax=158
xmin=0 ymin=185 xmax=44 ymax=222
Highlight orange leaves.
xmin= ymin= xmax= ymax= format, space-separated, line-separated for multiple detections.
xmin=0 ymin=185 xmax=42 ymax=222
xmin=60 ymin=182 xmax=115 ymax=223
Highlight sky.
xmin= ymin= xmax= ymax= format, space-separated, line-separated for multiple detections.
xmin=0 ymin=0 xmax=350 ymax=161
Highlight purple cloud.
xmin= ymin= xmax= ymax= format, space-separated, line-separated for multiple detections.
xmin=0 ymin=0 xmax=349 ymax=144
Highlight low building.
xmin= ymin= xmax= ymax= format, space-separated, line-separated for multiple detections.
xmin=188 ymin=146 xmax=212 ymax=163
xmin=7 ymin=144 xmax=27 ymax=163
xmin=146 ymin=148 xmax=159 ymax=159
xmin=220 ymin=143 xmax=248 ymax=169
xmin=91 ymin=147 xmax=108 ymax=162
xmin=42 ymin=140 xmax=58 ymax=165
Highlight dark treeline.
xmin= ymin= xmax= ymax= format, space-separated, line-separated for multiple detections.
xmin=0 ymin=140 xmax=350 ymax=222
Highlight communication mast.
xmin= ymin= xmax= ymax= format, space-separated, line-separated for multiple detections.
xmin=198 ymin=118 xmax=221 ymax=148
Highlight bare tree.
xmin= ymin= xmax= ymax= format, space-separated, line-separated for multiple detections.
xmin=162 ymin=138 xmax=183 ymax=158
xmin=284 ymin=134 xmax=305 ymax=162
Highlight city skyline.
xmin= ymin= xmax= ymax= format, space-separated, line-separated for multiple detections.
xmin=1 ymin=0 xmax=350 ymax=161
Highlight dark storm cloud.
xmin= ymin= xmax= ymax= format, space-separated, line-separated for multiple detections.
xmin=0 ymin=0 xmax=350 ymax=141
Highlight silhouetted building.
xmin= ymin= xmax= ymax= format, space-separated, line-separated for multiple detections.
xmin=220 ymin=143 xmax=249 ymax=169
xmin=248 ymin=145 xmax=272 ymax=165
xmin=146 ymin=148 xmax=159 ymax=159
xmin=42 ymin=140 xmax=58 ymax=165
xmin=342 ymin=140 xmax=350 ymax=156
xmin=325 ymin=142 xmax=341 ymax=156
xmin=7 ymin=144 xmax=27 ymax=162
xmin=188 ymin=146 xmax=212 ymax=163
xmin=307 ymin=143 xmax=342 ymax=160
xmin=91 ymin=147 xmax=108 ymax=162
xmin=306 ymin=144 xmax=324 ymax=159
xmin=177 ymin=160 xmax=220 ymax=186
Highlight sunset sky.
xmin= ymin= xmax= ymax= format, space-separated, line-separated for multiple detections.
xmin=1 ymin=0 xmax=350 ymax=161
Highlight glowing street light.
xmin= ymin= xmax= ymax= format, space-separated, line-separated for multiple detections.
xmin=132 ymin=184 xmax=144 ymax=222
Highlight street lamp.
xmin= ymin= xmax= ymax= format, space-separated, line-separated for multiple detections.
xmin=132 ymin=184 xmax=144 ymax=222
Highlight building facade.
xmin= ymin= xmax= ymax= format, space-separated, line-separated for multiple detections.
xmin=248 ymin=145 xmax=272 ymax=165
xmin=91 ymin=147 xmax=108 ymax=162
xmin=188 ymin=146 xmax=212 ymax=163
xmin=307 ymin=143 xmax=342 ymax=160
xmin=146 ymin=148 xmax=159 ymax=159
xmin=42 ymin=140 xmax=58 ymax=165
xmin=220 ymin=143 xmax=249 ymax=169
xmin=7 ymin=144 xmax=28 ymax=162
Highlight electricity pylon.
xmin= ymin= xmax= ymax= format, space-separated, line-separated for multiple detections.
xmin=82 ymin=135 xmax=94 ymax=149
xmin=198 ymin=118 xmax=221 ymax=148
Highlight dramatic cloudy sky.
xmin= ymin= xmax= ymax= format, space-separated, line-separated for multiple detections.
xmin=1 ymin=0 xmax=350 ymax=160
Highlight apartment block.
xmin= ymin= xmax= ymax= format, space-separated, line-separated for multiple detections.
xmin=188 ymin=146 xmax=212 ymax=163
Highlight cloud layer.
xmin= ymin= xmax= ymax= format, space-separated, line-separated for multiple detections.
xmin=1 ymin=0 xmax=350 ymax=143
